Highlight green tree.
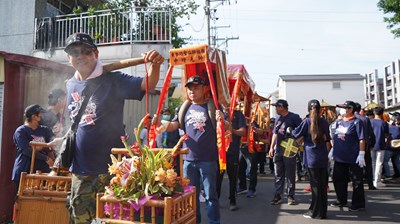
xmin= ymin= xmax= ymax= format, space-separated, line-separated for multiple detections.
xmin=377 ymin=0 xmax=400 ymax=38
xmin=108 ymin=0 xmax=199 ymax=48
xmin=168 ymin=97 xmax=183 ymax=118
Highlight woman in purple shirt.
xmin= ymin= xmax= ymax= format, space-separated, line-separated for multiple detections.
xmin=293 ymin=99 xmax=331 ymax=219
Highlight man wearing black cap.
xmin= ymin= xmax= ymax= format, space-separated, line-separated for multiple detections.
xmin=331 ymin=100 xmax=366 ymax=211
xmin=12 ymin=104 xmax=55 ymax=192
xmin=63 ymin=32 xmax=165 ymax=223
xmin=156 ymin=75 xmax=229 ymax=224
xmin=268 ymin=99 xmax=302 ymax=205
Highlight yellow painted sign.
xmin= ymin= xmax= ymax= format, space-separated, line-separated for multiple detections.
xmin=170 ymin=44 xmax=209 ymax=66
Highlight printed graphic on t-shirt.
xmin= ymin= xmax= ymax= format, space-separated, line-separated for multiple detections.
xmin=278 ymin=122 xmax=286 ymax=135
xmin=31 ymin=135 xmax=45 ymax=143
xmin=335 ymin=124 xmax=348 ymax=141
xmin=187 ymin=109 xmax=206 ymax=132
xmin=68 ymin=92 xmax=97 ymax=125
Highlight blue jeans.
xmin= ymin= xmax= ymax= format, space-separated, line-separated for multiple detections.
xmin=383 ymin=150 xmax=400 ymax=176
xmin=183 ymin=160 xmax=220 ymax=224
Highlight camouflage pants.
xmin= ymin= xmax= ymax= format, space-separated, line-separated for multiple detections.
xmin=68 ymin=173 xmax=111 ymax=224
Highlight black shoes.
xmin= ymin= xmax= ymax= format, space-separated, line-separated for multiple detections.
xmin=270 ymin=194 xmax=281 ymax=205
xmin=287 ymin=196 xmax=298 ymax=205
xmin=330 ymin=201 xmax=348 ymax=207
xmin=229 ymin=201 xmax=238 ymax=211
xmin=349 ymin=206 xmax=365 ymax=212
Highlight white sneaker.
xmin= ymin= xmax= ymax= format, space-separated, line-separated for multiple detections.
xmin=374 ymin=182 xmax=386 ymax=189
xmin=199 ymin=190 xmax=206 ymax=202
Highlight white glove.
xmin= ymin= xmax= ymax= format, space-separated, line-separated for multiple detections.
xmin=328 ymin=149 xmax=334 ymax=161
xmin=356 ymin=151 xmax=366 ymax=168
xmin=155 ymin=120 xmax=170 ymax=134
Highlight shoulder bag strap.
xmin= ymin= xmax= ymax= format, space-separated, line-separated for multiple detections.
xmin=70 ymin=77 xmax=106 ymax=131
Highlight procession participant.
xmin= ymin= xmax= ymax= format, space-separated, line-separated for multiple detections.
xmin=256 ymin=124 xmax=269 ymax=175
xmin=216 ymin=108 xmax=246 ymax=211
xmin=156 ymin=75 xmax=230 ymax=224
xmin=237 ymin=121 xmax=262 ymax=198
xmin=62 ymin=32 xmax=164 ymax=223
xmin=388 ymin=112 xmax=400 ymax=178
xmin=12 ymin=104 xmax=55 ymax=193
xmin=354 ymin=103 xmax=376 ymax=190
xmin=370 ymin=106 xmax=389 ymax=188
xmin=331 ymin=101 xmax=366 ymax=212
xmin=267 ymin=118 xmax=276 ymax=174
xmin=292 ymin=100 xmax=331 ymax=219
xmin=159 ymin=108 xmax=183 ymax=175
xmin=40 ymin=88 xmax=67 ymax=138
xmin=383 ymin=117 xmax=400 ymax=178
xmin=158 ymin=108 xmax=181 ymax=148
xmin=268 ymin=99 xmax=302 ymax=205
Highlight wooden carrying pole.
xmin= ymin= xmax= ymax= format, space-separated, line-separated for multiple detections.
xmin=29 ymin=142 xmax=52 ymax=174
xmin=102 ymin=58 xmax=145 ymax=73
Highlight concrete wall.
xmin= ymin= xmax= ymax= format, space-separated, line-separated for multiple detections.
xmin=280 ymin=79 xmax=365 ymax=118
xmin=0 ymin=0 xmax=47 ymax=55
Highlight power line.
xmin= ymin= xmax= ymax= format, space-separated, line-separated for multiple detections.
xmin=219 ymin=9 xmax=380 ymax=14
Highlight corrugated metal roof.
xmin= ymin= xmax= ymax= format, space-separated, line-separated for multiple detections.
xmin=280 ymin=74 xmax=365 ymax=81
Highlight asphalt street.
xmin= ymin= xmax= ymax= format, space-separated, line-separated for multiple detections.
xmin=201 ymin=172 xmax=400 ymax=224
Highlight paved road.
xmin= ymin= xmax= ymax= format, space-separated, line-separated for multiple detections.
xmin=200 ymin=174 xmax=400 ymax=224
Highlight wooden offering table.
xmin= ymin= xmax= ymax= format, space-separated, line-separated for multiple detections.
xmin=96 ymin=187 xmax=196 ymax=224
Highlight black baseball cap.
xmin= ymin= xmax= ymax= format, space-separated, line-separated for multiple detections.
xmin=390 ymin=112 xmax=400 ymax=117
xmin=185 ymin=75 xmax=206 ymax=87
xmin=308 ymin=99 xmax=320 ymax=111
xmin=24 ymin=104 xmax=46 ymax=118
xmin=64 ymin=33 xmax=97 ymax=53
xmin=336 ymin=101 xmax=356 ymax=109
xmin=271 ymin=99 xmax=288 ymax=108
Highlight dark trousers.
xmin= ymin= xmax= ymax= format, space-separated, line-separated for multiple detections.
xmin=216 ymin=153 xmax=239 ymax=202
xmin=308 ymin=168 xmax=328 ymax=219
xmin=333 ymin=161 xmax=365 ymax=209
xmin=296 ymin=152 xmax=304 ymax=177
xmin=274 ymin=154 xmax=297 ymax=196
xmin=392 ymin=153 xmax=400 ymax=176
xmin=257 ymin=151 xmax=267 ymax=173
xmin=364 ymin=148 xmax=374 ymax=187
xmin=238 ymin=147 xmax=258 ymax=191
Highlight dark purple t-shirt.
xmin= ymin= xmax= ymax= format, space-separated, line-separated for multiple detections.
xmin=181 ymin=103 xmax=218 ymax=161
xmin=66 ymin=71 xmax=144 ymax=175
xmin=227 ymin=110 xmax=246 ymax=155
xmin=292 ymin=117 xmax=331 ymax=168
xmin=332 ymin=118 xmax=364 ymax=164
xmin=388 ymin=125 xmax=400 ymax=151
xmin=12 ymin=125 xmax=53 ymax=184
xmin=370 ymin=119 xmax=389 ymax=150
xmin=273 ymin=112 xmax=302 ymax=152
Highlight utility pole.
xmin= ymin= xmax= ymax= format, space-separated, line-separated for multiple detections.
xmin=205 ymin=0 xmax=211 ymax=46
xmin=205 ymin=0 xmax=239 ymax=50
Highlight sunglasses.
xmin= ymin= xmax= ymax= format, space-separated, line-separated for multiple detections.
xmin=68 ymin=48 xmax=94 ymax=57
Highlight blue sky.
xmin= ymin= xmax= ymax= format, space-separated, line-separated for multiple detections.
xmin=180 ymin=0 xmax=400 ymax=96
